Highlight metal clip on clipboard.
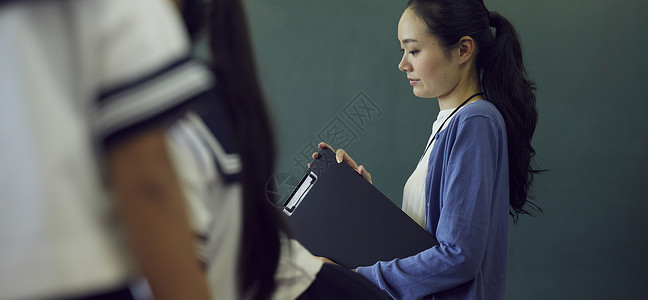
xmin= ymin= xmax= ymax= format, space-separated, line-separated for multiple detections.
xmin=282 ymin=171 xmax=318 ymax=216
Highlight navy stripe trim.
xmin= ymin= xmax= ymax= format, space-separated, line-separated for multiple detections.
xmin=182 ymin=112 xmax=241 ymax=183
xmin=102 ymin=89 xmax=207 ymax=147
xmin=95 ymin=59 xmax=213 ymax=139
xmin=98 ymin=56 xmax=193 ymax=103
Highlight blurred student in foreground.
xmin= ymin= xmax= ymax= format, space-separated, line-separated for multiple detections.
xmin=0 ymin=0 xmax=389 ymax=299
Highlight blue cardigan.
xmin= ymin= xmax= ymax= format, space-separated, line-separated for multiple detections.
xmin=357 ymin=101 xmax=510 ymax=300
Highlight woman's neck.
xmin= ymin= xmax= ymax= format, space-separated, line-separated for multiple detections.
xmin=437 ymin=69 xmax=483 ymax=110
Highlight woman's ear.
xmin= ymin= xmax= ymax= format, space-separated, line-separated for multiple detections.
xmin=457 ymin=36 xmax=476 ymax=65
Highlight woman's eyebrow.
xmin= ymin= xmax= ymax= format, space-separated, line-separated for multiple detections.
xmin=400 ymin=38 xmax=418 ymax=44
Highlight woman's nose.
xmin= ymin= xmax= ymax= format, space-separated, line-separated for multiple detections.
xmin=398 ymin=54 xmax=409 ymax=72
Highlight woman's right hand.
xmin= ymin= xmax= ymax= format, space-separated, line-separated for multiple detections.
xmin=310 ymin=142 xmax=372 ymax=184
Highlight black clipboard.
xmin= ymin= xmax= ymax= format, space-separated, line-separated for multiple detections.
xmin=283 ymin=147 xmax=438 ymax=268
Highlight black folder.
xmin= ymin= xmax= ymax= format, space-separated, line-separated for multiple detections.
xmin=283 ymin=147 xmax=438 ymax=268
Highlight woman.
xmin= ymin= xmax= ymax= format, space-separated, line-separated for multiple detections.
xmin=316 ymin=0 xmax=541 ymax=299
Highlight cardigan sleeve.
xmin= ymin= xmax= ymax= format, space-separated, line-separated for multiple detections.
xmin=356 ymin=115 xmax=502 ymax=299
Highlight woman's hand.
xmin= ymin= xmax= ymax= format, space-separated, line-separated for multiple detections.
xmin=315 ymin=256 xmax=339 ymax=266
xmin=310 ymin=142 xmax=372 ymax=184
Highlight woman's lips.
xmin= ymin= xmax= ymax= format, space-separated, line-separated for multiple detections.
xmin=409 ymin=78 xmax=420 ymax=86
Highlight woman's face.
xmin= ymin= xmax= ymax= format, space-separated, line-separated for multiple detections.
xmin=398 ymin=8 xmax=460 ymax=99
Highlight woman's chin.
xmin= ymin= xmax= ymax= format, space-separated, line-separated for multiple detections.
xmin=412 ymin=88 xmax=435 ymax=99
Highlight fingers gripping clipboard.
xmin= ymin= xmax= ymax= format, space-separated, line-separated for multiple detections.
xmin=283 ymin=147 xmax=438 ymax=268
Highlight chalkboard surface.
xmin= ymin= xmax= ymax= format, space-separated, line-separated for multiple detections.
xmin=244 ymin=0 xmax=648 ymax=298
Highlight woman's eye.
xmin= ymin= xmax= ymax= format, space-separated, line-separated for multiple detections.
xmin=399 ymin=49 xmax=419 ymax=55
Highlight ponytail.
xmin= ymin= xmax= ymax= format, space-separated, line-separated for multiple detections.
xmin=482 ymin=11 xmax=542 ymax=222
xmin=407 ymin=0 xmax=542 ymax=222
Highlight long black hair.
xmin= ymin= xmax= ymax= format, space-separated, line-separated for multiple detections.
xmin=406 ymin=0 xmax=542 ymax=222
xmin=181 ymin=0 xmax=284 ymax=298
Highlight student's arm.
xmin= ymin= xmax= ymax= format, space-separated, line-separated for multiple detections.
xmin=107 ymin=127 xmax=210 ymax=300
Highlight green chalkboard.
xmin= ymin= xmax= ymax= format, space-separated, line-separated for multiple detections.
xmin=244 ymin=0 xmax=648 ymax=298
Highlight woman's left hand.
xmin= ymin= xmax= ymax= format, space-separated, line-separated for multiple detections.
xmin=315 ymin=256 xmax=339 ymax=266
